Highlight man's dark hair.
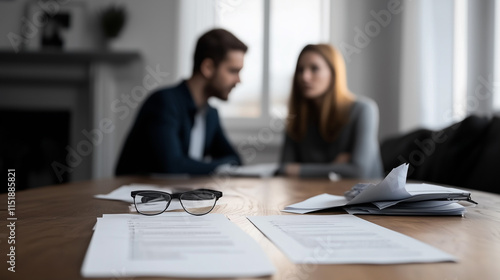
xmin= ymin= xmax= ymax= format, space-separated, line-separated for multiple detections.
xmin=192 ymin=28 xmax=248 ymax=75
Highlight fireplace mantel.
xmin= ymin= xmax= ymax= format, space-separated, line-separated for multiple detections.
xmin=0 ymin=50 xmax=140 ymax=63
xmin=0 ymin=50 xmax=142 ymax=186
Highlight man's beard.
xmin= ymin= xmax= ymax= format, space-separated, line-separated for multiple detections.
xmin=204 ymin=77 xmax=232 ymax=101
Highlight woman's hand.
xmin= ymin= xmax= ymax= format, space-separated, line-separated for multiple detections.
xmin=284 ymin=153 xmax=349 ymax=177
xmin=333 ymin=153 xmax=351 ymax=164
xmin=285 ymin=163 xmax=301 ymax=177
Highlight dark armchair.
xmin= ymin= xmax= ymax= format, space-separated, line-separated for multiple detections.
xmin=381 ymin=116 xmax=500 ymax=194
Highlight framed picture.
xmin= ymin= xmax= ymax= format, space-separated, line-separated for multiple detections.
xmin=22 ymin=0 xmax=90 ymax=51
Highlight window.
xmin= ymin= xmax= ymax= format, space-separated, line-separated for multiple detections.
xmin=494 ymin=0 xmax=500 ymax=111
xmin=452 ymin=0 xmax=467 ymax=120
xmin=212 ymin=0 xmax=264 ymax=118
xmin=213 ymin=0 xmax=330 ymax=120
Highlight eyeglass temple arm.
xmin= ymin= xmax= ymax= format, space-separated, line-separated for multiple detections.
xmin=131 ymin=189 xmax=222 ymax=201
xmin=199 ymin=189 xmax=223 ymax=199
xmin=170 ymin=189 xmax=223 ymax=199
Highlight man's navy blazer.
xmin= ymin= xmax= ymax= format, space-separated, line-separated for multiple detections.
xmin=115 ymin=81 xmax=241 ymax=175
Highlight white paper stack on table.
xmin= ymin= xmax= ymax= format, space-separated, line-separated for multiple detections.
xmin=82 ymin=213 xmax=275 ymax=278
xmin=248 ymin=215 xmax=456 ymax=264
xmin=284 ymin=164 xmax=476 ymax=215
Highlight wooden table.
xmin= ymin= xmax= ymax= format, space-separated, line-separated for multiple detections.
xmin=1 ymin=176 xmax=499 ymax=280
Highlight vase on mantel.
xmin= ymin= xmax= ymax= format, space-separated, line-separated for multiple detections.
xmin=98 ymin=4 xmax=127 ymax=51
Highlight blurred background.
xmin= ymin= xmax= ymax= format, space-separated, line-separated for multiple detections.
xmin=0 ymin=0 xmax=498 ymax=190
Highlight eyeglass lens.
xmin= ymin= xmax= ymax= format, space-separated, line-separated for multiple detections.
xmin=180 ymin=191 xmax=217 ymax=215
xmin=134 ymin=192 xmax=170 ymax=215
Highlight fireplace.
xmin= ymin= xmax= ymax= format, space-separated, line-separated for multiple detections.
xmin=0 ymin=50 xmax=141 ymax=189
xmin=0 ymin=110 xmax=71 ymax=190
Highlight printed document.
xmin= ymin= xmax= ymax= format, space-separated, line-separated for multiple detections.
xmin=82 ymin=213 xmax=275 ymax=278
xmin=284 ymin=164 xmax=473 ymax=215
xmin=247 ymin=215 xmax=456 ymax=264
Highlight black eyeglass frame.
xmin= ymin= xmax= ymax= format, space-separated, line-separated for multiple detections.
xmin=130 ymin=189 xmax=223 ymax=216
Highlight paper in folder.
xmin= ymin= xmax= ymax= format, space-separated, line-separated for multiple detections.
xmin=284 ymin=163 xmax=476 ymax=215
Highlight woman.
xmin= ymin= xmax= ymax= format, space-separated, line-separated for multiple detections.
xmin=280 ymin=44 xmax=383 ymax=179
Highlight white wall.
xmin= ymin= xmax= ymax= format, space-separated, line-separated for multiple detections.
xmin=330 ymin=0 xmax=402 ymax=140
xmin=88 ymin=0 xmax=179 ymax=85
xmin=467 ymin=0 xmax=497 ymax=116
xmin=399 ymin=0 xmax=454 ymax=132
xmin=0 ymin=0 xmax=28 ymax=49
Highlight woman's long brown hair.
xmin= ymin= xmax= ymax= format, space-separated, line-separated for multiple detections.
xmin=286 ymin=44 xmax=355 ymax=142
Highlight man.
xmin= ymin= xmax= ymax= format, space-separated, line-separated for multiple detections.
xmin=115 ymin=29 xmax=246 ymax=175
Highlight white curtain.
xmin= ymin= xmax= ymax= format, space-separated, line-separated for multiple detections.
xmin=399 ymin=0 xmax=454 ymax=132
xmin=176 ymin=0 xmax=217 ymax=81
xmin=399 ymin=0 xmax=499 ymax=132
xmin=495 ymin=0 xmax=500 ymax=112
xmin=466 ymin=0 xmax=498 ymax=117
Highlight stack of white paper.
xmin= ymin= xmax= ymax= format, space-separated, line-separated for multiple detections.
xmin=346 ymin=200 xmax=466 ymax=215
xmin=248 ymin=215 xmax=457 ymax=264
xmin=81 ymin=213 xmax=275 ymax=278
xmin=284 ymin=164 xmax=475 ymax=215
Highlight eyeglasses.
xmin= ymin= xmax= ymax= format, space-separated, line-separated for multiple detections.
xmin=130 ymin=189 xmax=223 ymax=216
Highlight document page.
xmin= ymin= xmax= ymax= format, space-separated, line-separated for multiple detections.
xmin=283 ymin=164 xmax=472 ymax=215
xmin=283 ymin=193 xmax=348 ymax=214
xmin=346 ymin=201 xmax=465 ymax=215
xmin=82 ymin=213 xmax=275 ymax=278
xmin=347 ymin=163 xmax=411 ymax=205
xmin=247 ymin=215 xmax=456 ymax=264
